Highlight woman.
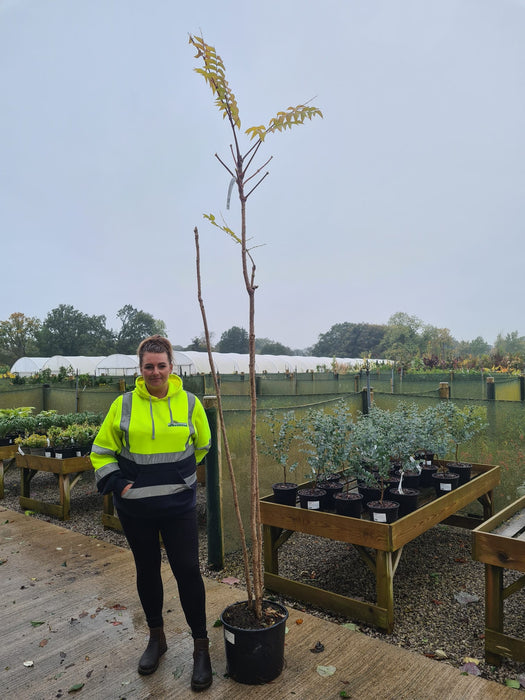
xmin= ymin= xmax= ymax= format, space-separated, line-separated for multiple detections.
xmin=90 ymin=335 xmax=212 ymax=691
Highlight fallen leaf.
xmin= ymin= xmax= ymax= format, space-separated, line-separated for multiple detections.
xmin=316 ymin=664 xmax=336 ymax=677
xmin=505 ymin=679 xmax=520 ymax=689
xmin=518 ymin=673 xmax=525 ymax=688
xmin=460 ymin=662 xmax=481 ymax=676
xmin=39 ymin=639 xmax=48 ymax=647
xmin=172 ymin=665 xmax=185 ymax=679
xmin=311 ymin=641 xmax=325 ymax=654
xmin=221 ymin=576 xmax=240 ymax=585
xmin=296 ymin=618 xmax=303 ymax=625
xmin=111 ymin=604 xmax=127 ymax=610
xmin=462 ymin=657 xmax=479 ymax=665
xmin=30 ymin=621 xmax=45 ymax=627
xmin=68 ymin=683 xmax=84 ymax=693
xmin=434 ymin=649 xmax=448 ymax=659
xmin=212 ymin=618 xmax=222 ymax=628
xmin=342 ymin=622 xmax=359 ymax=631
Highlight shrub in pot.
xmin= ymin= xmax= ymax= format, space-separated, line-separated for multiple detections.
xmin=14 ymin=432 xmax=48 ymax=456
xmin=258 ymin=409 xmax=298 ymax=506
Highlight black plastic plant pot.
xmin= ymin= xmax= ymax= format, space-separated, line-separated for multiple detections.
xmin=432 ymin=471 xmax=460 ymax=497
xmin=447 ymin=462 xmax=472 ymax=486
xmin=316 ymin=480 xmax=344 ymax=510
xmin=367 ymin=500 xmax=400 ymax=523
xmin=395 ymin=469 xmax=421 ymax=489
xmin=419 ymin=464 xmax=437 ymax=487
xmin=333 ymin=491 xmax=363 ymax=518
xmin=220 ymin=600 xmax=289 ymax=685
xmin=271 ymin=482 xmax=298 ymax=506
xmin=387 ymin=488 xmax=420 ymax=517
xmin=54 ymin=447 xmax=76 ymax=459
xmin=297 ymin=488 xmax=326 ymax=511
xmin=357 ymin=482 xmax=381 ymax=511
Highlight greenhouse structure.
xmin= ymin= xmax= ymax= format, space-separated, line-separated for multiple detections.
xmin=10 ymin=352 xmax=367 ymax=377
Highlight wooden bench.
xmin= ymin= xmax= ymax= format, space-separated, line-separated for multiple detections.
xmin=262 ymin=462 xmax=500 ymax=633
xmin=472 ymin=494 xmax=525 ymax=665
xmin=16 ymin=453 xmax=93 ymax=521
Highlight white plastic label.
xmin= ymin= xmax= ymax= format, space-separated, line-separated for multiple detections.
xmin=440 ymin=483 xmax=452 ymax=491
xmin=373 ymin=512 xmax=387 ymax=522
xmin=44 ymin=451 xmax=52 ymax=458
xmin=56 ymin=453 xmax=62 ymax=459
xmin=308 ymin=500 xmax=320 ymax=510
xmin=224 ymin=629 xmax=235 ymax=645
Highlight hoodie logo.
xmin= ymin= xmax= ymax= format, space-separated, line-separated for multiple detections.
xmin=168 ymin=421 xmax=188 ymax=427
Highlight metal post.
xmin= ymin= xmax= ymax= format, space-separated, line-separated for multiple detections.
xmin=487 ymin=376 xmax=495 ymax=401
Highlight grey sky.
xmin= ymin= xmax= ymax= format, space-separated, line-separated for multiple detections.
xmin=2 ymin=0 xmax=524 ymax=350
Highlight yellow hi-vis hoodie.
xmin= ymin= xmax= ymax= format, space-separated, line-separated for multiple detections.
xmin=90 ymin=374 xmax=211 ymax=517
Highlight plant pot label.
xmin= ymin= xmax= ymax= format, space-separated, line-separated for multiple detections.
xmin=372 ymin=512 xmax=387 ymax=522
xmin=224 ymin=629 xmax=235 ymax=645
xmin=44 ymin=451 xmax=52 ymax=458
xmin=307 ymin=501 xmax=320 ymax=510
xmin=55 ymin=453 xmax=63 ymax=459
xmin=440 ymin=483 xmax=452 ymax=491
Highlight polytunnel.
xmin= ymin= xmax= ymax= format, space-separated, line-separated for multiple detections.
xmin=42 ymin=356 xmax=105 ymax=375
xmin=9 ymin=357 xmax=49 ymax=377
xmin=95 ymin=354 xmax=139 ymax=376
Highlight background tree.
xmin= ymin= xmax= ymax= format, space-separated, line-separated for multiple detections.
xmin=312 ymin=322 xmax=386 ymax=357
xmin=216 ymin=326 xmax=249 ymax=353
xmin=185 ymin=334 xmax=212 ymax=352
xmin=453 ymin=336 xmax=491 ymax=358
xmin=0 ymin=312 xmax=41 ymax=364
xmin=379 ymin=312 xmax=424 ymax=365
xmin=257 ymin=340 xmax=292 ymax=355
xmin=38 ymin=305 xmax=115 ymax=355
xmin=115 ymin=305 xmax=166 ymax=354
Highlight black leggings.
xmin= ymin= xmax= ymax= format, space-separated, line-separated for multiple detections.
xmin=117 ymin=508 xmax=207 ymax=638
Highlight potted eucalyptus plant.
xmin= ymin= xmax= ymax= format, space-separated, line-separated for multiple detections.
xmin=258 ymin=409 xmax=298 ymax=506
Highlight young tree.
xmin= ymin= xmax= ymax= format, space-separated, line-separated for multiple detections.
xmin=190 ymin=34 xmax=322 ymax=619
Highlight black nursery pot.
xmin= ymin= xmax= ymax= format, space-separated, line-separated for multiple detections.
xmin=447 ymin=462 xmax=472 ymax=486
xmin=432 ymin=471 xmax=460 ymax=497
xmin=396 ymin=469 xmax=420 ymax=489
xmin=298 ymin=487 xmax=327 ymax=511
xmin=419 ymin=464 xmax=438 ymax=487
xmin=221 ymin=600 xmax=289 ymax=685
xmin=387 ymin=488 xmax=420 ymax=517
xmin=333 ymin=491 xmax=363 ymax=518
xmin=367 ymin=499 xmax=400 ymax=523
xmin=271 ymin=482 xmax=298 ymax=506
xmin=316 ymin=480 xmax=344 ymax=510
xmin=357 ymin=482 xmax=381 ymax=511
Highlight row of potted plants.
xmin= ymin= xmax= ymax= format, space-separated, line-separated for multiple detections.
xmin=258 ymin=400 xmax=487 ymax=523
xmin=14 ymin=422 xmax=100 ymax=458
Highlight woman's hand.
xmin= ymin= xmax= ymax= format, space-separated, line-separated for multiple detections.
xmin=121 ymin=483 xmax=132 ymax=497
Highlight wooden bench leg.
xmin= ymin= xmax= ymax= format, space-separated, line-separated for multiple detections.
xmin=376 ymin=550 xmax=395 ymax=634
xmin=485 ymin=563 xmax=504 ymax=666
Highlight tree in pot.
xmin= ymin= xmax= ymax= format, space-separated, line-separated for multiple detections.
xmin=257 ymin=409 xmax=298 ymax=506
xmin=432 ymin=402 xmax=488 ymax=493
xmin=350 ymin=406 xmax=400 ymax=523
xmin=190 ymin=34 xmax=322 ymax=685
xmin=297 ymin=400 xmax=352 ymax=511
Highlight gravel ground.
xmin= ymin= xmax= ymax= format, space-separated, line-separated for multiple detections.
xmin=2 ymin=465 xmax=525 ymax=690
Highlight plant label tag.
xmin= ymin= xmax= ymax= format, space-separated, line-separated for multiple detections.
xmin=426 ymin=460 xmax=432 ymax=466
xmin=224 ymin=629 xmax=235 ymax=645
xmin=373 ymin=512 xmax=387 ymax=522
xmin=308 ymin=501 xmax=320 ymax=510
xmin=440 ymin=483 xmax=452 ymax=491
xmin=56 ymin=453 xmax=62 ymax=459
xmin=45 ymin=451 xmax=52 ymax=458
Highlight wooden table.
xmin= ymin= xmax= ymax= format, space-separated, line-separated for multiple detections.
xmin=472 ymin=495 xmax=525 ymax=665
xmin=0 ymin=444 xmax=18 ymax=499
xmin=261 ymin=462 xmax=500 ymax=633
xmin=16 ymin=453 xmax=93 ymax=520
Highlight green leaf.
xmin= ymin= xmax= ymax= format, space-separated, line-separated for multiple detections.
xmin=67 ymin=683 xmax=85 ymax=693
xmin=341 ymin=622 xmax=359 ymax=631
xmin=30 ymin=621 xmax=45 ymax=627
xmin=505 ymin=679 xmax=521 ymax=688
xmin=213 ymin=618 xmax=223 ymax=627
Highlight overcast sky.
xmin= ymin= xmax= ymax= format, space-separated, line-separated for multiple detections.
xmin=2 ymin=0 xmax=524 ymax=351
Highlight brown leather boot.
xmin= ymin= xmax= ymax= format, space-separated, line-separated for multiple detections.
xmin=191 ymin=637 xmax=212 ymax=691
xmin=138 ymin=626 xmax=167 ymax=675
